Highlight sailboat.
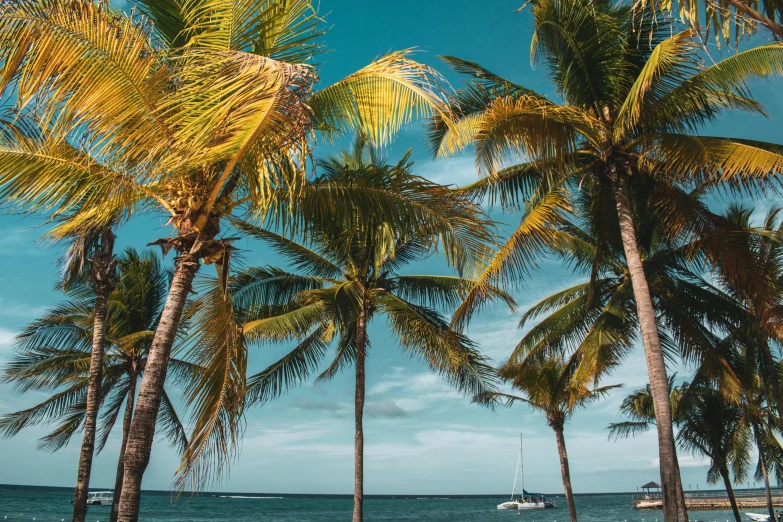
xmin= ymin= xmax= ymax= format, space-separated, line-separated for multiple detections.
xmin=497 ymin=434 xmax=554 ymax=510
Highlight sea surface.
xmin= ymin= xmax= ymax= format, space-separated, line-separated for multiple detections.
xmin=0 ymin=485 xmax=751 ymax=522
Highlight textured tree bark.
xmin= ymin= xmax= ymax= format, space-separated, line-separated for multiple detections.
xmin=755 ymin=426 xmax=775 ymax=519
xmin=72 ymin=231 xmax=116 ymax=522
xmin=612 ymin=172 xmax=682 ymax=522
xmin=673 ymin=453 xmax=688 ymax=520
xmin=352 ymin=308 xmax=368 ymax=522
xmin=553 ymin=424 xmax=578 ymax=522
xmin=110 ymin=373 xmax=137 ymax=522
xmin=72 ymin=289 xmax=110 ymax=522
xmin=117 ymin=253 xmax=200 ymax=522
xmin=720 ymin=466 xmax=742 ymax=522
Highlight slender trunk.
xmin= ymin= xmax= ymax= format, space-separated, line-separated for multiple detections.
xmin=673 ymin=452 xmax=688 ymax=520
xmin=110 ymin=373 xmax=137 ymax=522
xmin=352 ymin=308 xmax=368 ymax=522
xmin=612 ymin=172 xmax=682 ymax=522
xmin=72 ymin=286 xmax=111 ymax=522
xmin=553 ymin=424 xmax=578 ymax=522
xmin=117 ymin=253 xmax=200 ymax=522
xmin=761 ymin=345 xmax=783 ymax=428
xmin=720 ymin=466 xmax=742 ymax=522
xmin=755 ymin=425 xmax=775 ymax=519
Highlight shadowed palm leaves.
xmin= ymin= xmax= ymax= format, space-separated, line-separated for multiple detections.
xmin=0 ymin=249 xmax=193 ymax=522
xmin=476 ymin=357 xmax=618 ymax=522
xmin=428 ymin=2 xmax=783 ymax=518
xmin=610 ymin=377 xmax=783 ymax=522
xmin=0 ymin=1 xmax=456 ymax=517
xmin=183 ymin=141 xmax=509 ymax=522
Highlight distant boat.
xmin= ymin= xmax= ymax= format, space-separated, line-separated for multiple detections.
xmin=86 ymin=491 xmax=113 ymax=506
xmin=497 ymin=434 xmax=554 ymax=510
xmin=745 ymin=514 xmax=772 ymax=522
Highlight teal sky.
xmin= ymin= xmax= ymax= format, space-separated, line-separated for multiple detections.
xmin=0 ymin=1 xmax=782 ymax=496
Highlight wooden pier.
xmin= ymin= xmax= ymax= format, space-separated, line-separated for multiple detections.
xmin=634 ymin=488 xmax=783 ymax=511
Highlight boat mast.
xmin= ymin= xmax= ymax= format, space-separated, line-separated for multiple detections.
xmin=510 ymin=436 xmax=521 ymax=501
xmin=520 ymin=433 xmax=525 ymax=499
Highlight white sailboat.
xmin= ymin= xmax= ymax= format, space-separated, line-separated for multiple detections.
xmin=497 ymin=434 xmax=552 ymax=510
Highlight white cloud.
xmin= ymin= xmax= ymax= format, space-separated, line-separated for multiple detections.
xmin=417 ymin=156 xmax=480 ymax=188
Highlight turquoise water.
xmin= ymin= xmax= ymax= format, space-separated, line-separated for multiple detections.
xmin=0 ymin=485 xmax=749 ymax=522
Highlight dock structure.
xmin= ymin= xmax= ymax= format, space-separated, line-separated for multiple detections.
xmin=633 ymin=486 xmax=783 ymax=510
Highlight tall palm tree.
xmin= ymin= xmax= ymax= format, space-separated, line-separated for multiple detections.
xmin=477 ymin=357 xmax=618 ymax=522
xmin=198 ymin=140 xmax=509 ymax=522
xmin=0 ymin=2 xmax=457 ymax=518
xmin=58 ymin=226 xmax=118 ymax=522
xmin=0 ymin=248 xmax=193 ymax=522
xmin=428 ymin=2 xmax=783 ymax=517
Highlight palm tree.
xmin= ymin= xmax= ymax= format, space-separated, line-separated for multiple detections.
xmin=609 ymin=379 xmax=783 ymax=522
xmin=428 ymin=2 xmax=783 ymax=518
xmin=0 ymin=248 xmax=193 ymax=522
xmin=200 ymin=140 xmax=509 ymax=522
xmin=0 ymin=2 xmax=457 ymax=518
xmin=477 ymin=357 xmax=618 ymax=522
xmin=58 ymin=226 xmax=118 ymax=522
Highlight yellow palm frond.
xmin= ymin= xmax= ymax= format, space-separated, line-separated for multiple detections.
xmin=471 ymin=95 xmax=596 ymax=175
xmin=639 ymin=134 xmax=783 ymax=186
xmin=614 ymin=30 xmax=699 ymax=138
xmin=309 ymin=50 xmax=452 ymax=147
xmin=452 ymin=188 xmax=572 ymax=330
xmin=0 ymin=0 xmax=172 ymax=162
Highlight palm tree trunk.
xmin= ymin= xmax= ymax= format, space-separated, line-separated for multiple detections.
xmin=117 ymin=253 xmax=200 ymax=522
xmin=673 ymin=452 xmax=688 ymax=520
xmin=553 ymin=424 xmax=578 ymax=522
xmin=755 ymin=425 xmax=775 ymax=519
xmin=612 ymin=172 xmax=682 ymax=522
xmin=720 ymin=466 xmax=742 ymax=522
xmin=72 ymin=284 xmax=111 ymax=522
xmin=110 ymin=373 xmax=137 ymax=522
xmin=761 ymin=344 xmax=783 ymax=428
xmin=352 ymin=308 xmax=368 ymax=522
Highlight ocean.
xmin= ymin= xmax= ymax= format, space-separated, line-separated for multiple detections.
xmin=0 ymin=485 xmax=750 ymax=522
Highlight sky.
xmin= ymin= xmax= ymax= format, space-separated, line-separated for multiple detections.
xmin=0 ymin=0 xmax=782 ymax=498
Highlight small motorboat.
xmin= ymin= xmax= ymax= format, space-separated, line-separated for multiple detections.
xmin=745 ymin=513 xmax=772 ymax=522
xmin=86 ymin=491 xmax=114 ymax=506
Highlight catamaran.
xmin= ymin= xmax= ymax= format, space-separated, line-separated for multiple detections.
xmin=497 ymin=434 xmax=554 ymax=510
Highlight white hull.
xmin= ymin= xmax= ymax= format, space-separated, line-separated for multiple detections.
xmin=497 ymin=501 xmax=547 ymax=510
xmin=86 ymin=498 xmax=112 ymax=506
xmin=745 ymin=514 xmax=772 ymax=522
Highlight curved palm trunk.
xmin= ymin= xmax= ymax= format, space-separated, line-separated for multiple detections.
xmin=720 ymin=465 xmax=742 ymax=522
xmin=754 ymin=425 xmax=775 ymax=519
xmin=73 ymin=234 xmax=116 ymax=522
xmin=117 ymin=253 xmax=200 ymax=522
xmin=553 ymin=424 xmax=578 ymax=522
xmin=353 ymin=308 xmax=368 ymax=522
xmin=110 ymin=373 xmax=137 ymax=522
xmin=612 ymin=173 xmax=683 ymax=522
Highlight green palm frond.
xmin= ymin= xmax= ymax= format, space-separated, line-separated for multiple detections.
xmin=377 ymin=291 xmax=496 ymax=397
xmin=176 ymin=278 xmax=247 ymax=490
xmin=245 ymin=323 xmax=334 ymax=405
xmin=392 ymin=275 xmax=515 ymax=313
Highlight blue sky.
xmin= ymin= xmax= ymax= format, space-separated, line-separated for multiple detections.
xmin=1 ymin=0 xmax=782 ymax=497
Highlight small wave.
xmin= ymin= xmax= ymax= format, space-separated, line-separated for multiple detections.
xmin=219 ymin=496 xmax=284 ymax=499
